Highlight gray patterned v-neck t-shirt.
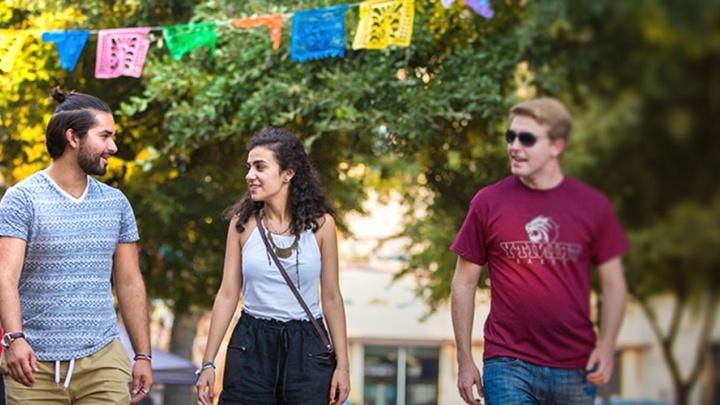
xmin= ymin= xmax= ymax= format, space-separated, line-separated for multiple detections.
xmin=0 ymin=171 xmax=139 ymax=361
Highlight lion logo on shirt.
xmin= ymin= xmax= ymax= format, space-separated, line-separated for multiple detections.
xmin=500 ymin=215 xmax=581 ymax=263
xmin=525 ymin=216 xmax=559 ymax=243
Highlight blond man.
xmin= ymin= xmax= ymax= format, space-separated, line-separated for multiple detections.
xmin=451 ymin=98 xmax=629 ymax=404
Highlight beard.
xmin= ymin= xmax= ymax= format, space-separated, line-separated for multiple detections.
xmin=77 ymin=142 xmax=107 ymax=176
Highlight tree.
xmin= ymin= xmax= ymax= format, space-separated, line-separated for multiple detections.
xmin=123 ymin=0 xmax=524 ymax=352
xmin=120 ymin=3 xmax=524 ymax=403
xmin=524 ymin=2 xmax=719 ymax=403
xmin=0 ymin=0 xmax=197 ymax=185
xmin=627 ymin=200 xmax=720 ymax=404
xmin=7 ymin=0 xmax=716 ymax=402
xmin=2 ymin=2 xmax=200 ymax=403
xmin=399 ymin=1 xmax=720 ymax=403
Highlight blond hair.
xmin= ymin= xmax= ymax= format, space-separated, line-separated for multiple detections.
xmin=509 ymin=97 xmax=573 ymax=141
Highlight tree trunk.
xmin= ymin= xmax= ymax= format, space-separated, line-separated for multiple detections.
xmin=163 ymin=309 xmax=200 ymax=405
xmin=675 ymin=383 xmax=690 ymax=405
xmin=637 ymin=294 xmax=718 ymax=405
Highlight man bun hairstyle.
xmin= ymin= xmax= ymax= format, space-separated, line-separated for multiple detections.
xmin=45 ymin=86 xmax=111 ymax=159
xmin=50 ymin=87 xmax=68 ymax=104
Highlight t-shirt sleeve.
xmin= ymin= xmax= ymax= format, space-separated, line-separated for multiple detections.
xmin=450 ymin=193 xmax=487 ymax=266
xmin=0 ymin=187 xmax=33 ymax=241
xmin=592 ymin=196 xmax=630 ymax=265
xmin=118 ymin=194 xmax=140 ymax=243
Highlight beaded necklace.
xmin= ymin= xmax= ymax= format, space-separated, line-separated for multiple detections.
xmin=261 ymin=210 xmax=301 ymax=288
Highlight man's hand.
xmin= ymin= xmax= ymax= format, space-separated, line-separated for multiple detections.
xmin=5 ymin=338 xmax=37 ymax=387
xmin=130 ymin=360 xmax=153 ymax=405
xmin=586 ymin=345 xmax=614 ymax=386
xmin=457 ymin=360 xmax=483 ymax=404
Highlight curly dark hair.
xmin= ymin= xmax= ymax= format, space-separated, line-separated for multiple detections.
xmin=224 ymin=128 xmax=336 ymax=234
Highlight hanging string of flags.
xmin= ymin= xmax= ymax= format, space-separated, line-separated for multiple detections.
xmin=0 ymin=0 xmax=493 ymax=78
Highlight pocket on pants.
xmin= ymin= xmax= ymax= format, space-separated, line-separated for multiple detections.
xmin=223 ymin=323 xmax=260 ymax=392
xmin=308 ymin=350 xmax=336 ymax=368
xmin=571 ymin=369 xmax=598 ymax=399
xmin=104 ymin=339 xmax=132 ymax=377
xmin=226 ymin=327 xmax=254 ymax=360
xmin=304 ymin=327 xmax=336 ymax=369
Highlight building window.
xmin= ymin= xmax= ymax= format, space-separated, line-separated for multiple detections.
xmin=363 ymin=345 xmax=439 ymax=405
xmin=405 ymin=347 xmax=439 ymax=405
xmin=364 ymin=346 xmax=398 ymax=405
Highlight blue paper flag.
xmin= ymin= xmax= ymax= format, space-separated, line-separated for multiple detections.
xmin=290 ymin=4 xmax=349 ymax=62
xmin=42 ymin=30 xmax=90 ymax=71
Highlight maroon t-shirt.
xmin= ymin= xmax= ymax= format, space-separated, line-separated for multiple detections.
xmin=451 ymin=176 xmax=629 ymax=368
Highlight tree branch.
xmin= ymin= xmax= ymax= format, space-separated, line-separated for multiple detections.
xmin=667 ymin=293 xmax=685 ymax=356
xmin=687 ymin=293 xmax=719 ymax=385
xmin=637 ymin=294 xmax=684 ymax=386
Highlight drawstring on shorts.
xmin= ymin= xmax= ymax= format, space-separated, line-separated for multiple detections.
xmin=54 ymin=358 xmax=76 ymax=390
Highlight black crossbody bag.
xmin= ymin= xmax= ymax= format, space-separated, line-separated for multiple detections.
xmin=255 ymin=212 xmax=334 ymax=354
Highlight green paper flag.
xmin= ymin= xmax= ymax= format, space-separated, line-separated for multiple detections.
xmin=163 ymin=22 xmax=216 ymax=60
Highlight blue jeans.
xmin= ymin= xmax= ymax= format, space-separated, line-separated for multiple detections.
xmin=482 ymin=357 xmax=597 ymax=405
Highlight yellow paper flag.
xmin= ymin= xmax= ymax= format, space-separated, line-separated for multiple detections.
xmin=352 ymin=0 xmax=415 ymax=50
xmin=0 ymin=30 xmax=29 ymax=72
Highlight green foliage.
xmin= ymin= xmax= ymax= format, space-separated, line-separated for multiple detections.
xmin=401 ymin=0 xmax=720 ymax=311
xmin=626 ymin=198 xmax=720 ymax=300
xmin=523 ymin=0 xmax=720 ymax=228
xmin=507 ymin=2 xmax=720 ymax=399
xmin=3 ymin=2 xmax=717 ymax=400
xmin=0 ymin=0 xmax=205 ymax=313
xmin=124 ymin=0 xmax=526 ymax=309
xmin=5 ymin=0 xmax=716 ymax=326
xmin=0 ymin=0 xmax=198 ymax=184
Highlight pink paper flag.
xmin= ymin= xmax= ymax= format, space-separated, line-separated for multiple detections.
xmin=441 ymin=0 xmax=455 ymax=8
xmin=95 ymin=27 xmax=151 ymax=79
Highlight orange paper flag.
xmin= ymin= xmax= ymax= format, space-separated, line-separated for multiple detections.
xmin=231 ymin=15 xmax=284 ymax=50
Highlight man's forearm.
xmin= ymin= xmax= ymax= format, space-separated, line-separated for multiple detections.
xmin=117 ymin=279 xmax=151 ymax=354
xmin=0 ymin=237 xmax=28 ymax=333
xmin=451 ymin=283 xmax=477 ymax=363
xmin=0 ymin=284 xmax=23 ymax=332
xmin=599 ymin=281 xmax=627 ymax=350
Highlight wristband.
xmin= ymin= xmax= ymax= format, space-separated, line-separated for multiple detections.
xmin=1 ymin=332 xmax=26 ymax=349
xmin=194 ymin=361 xmax=216 ymax=376
xmin=134 ymin=353 xmax=153 ymax=362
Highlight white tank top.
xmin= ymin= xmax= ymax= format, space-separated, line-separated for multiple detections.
xmin=241 ymin=225 xmax=323 ymax=321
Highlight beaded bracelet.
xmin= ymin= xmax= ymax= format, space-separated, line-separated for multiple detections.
xmin=194 ymin=361 xmax=216 ymax=376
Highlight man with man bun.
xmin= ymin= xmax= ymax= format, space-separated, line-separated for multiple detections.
xmin=0 ymin=88 xmax=153 ymax=404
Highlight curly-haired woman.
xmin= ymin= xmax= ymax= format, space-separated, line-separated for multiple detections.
xmin=194 ymin=128 xmax=350 ymax=405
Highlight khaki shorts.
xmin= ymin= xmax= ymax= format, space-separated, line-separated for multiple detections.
xmin=1 ymin=339 xmax=132 ymax=404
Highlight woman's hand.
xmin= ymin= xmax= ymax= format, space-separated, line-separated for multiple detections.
xmin=194 ymin=368 xmax=216 ymax=405
xmin=329 ymin=367 xmax=350 ymax=404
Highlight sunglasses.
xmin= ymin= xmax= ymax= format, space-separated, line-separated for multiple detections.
xmin=505 ymin=129 xmax=541 ymax=147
